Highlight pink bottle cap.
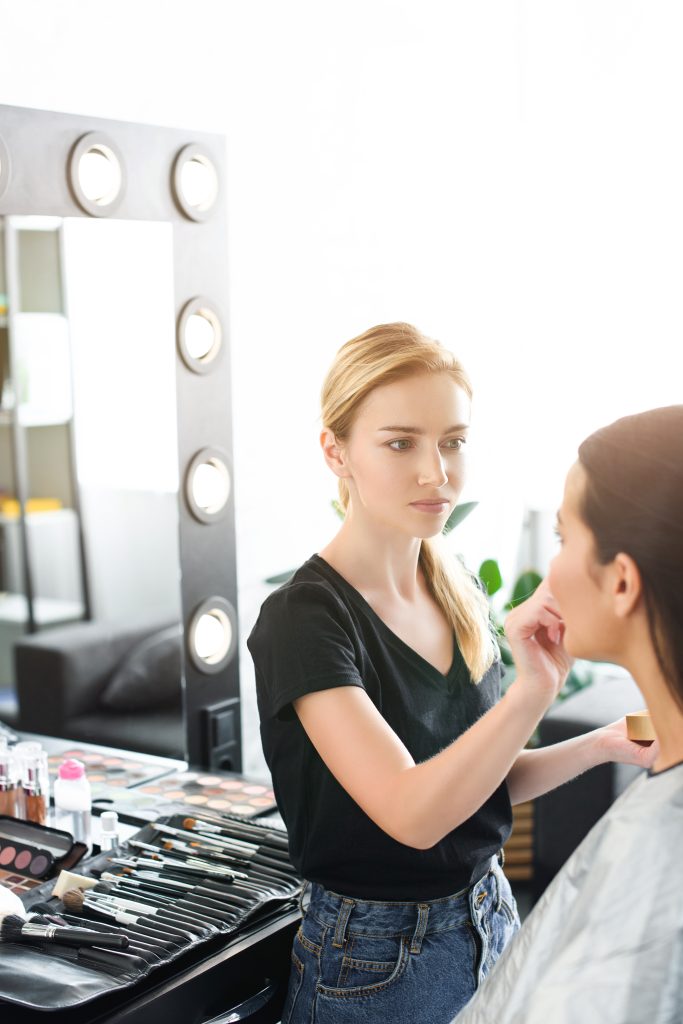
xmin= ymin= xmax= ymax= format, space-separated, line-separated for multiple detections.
xmin=58 ymin=758 xmax=86 ymax=780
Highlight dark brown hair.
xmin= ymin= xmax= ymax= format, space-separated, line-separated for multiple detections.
xmin=578 ymin=405 xmax=683 ymax=707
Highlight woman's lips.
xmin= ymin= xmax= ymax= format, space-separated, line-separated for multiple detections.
xmin=409 ymin=500 xmax=450 ymax=515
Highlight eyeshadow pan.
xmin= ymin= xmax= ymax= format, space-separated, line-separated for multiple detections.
xmin=30 ymin=854 xmax=49 ymax=876
xmin=0 ymin=845 xmax=16 ymax=866
xmin=185 ymin=795 xmax=208 ymax=805
xmin=14 ymin=849 xmax=32 ymax=871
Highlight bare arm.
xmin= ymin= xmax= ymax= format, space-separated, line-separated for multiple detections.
xmin=507 ymin=718 xmax=660 ymax=805
xmin=294 ymin=580 xmax=574 ymax=849
xmin=294 ymin=681 xmax=550 ymax=849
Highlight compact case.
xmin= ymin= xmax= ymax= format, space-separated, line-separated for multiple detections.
xmin=0 ymin=815 xmax=88 ymax=895
xmin=0 ymin=812 xmax=301 ymax=1022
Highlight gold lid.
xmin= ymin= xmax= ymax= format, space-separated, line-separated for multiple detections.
xmin=626 ymin=710 xmax=656 ymax=741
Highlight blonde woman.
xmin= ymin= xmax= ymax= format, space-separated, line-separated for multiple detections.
xmin=247 ymin=323 xmax=655 ymax=1024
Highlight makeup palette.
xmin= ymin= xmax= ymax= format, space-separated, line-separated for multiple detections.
xmin=134 ymin=770 xmax=277 ymax=818
xmin=0 ymin=815 xmax=86 ymax=897
xmin=89 ymin=769 xmax=277 ymax=826
xmin=46 ymin=748 xmax=173 ymax=797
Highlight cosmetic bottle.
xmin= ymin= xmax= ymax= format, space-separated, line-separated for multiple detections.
xmin=0 ymin=746 xmax=19 ymax=817
xmin=22 ymin=748 xmax=49 ymax=825
xmin=99 ymin=810 xmax=120 ymax=851
xmin=53 ymin=759 xmax=91 ymax=850
xmin=12 ymin=741 xmax=43 ymax=819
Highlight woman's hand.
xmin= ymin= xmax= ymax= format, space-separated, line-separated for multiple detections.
xmin=593 ymin=716 xmax=660 ymax=770
xmin=504 ymin=578 xmax=573 ymax=708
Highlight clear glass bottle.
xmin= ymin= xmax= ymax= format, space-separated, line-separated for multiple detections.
xmin=0 ymin=747 xmax=19 ymax=817
xmin=22 ymin=748 xmax=49 ymax=825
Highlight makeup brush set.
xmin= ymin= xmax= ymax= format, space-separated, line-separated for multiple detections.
xmin=0 ymin=811 xmax=301 ymax=1015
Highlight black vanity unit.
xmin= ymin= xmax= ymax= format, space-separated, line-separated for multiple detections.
xmin=2 ymin=911 xmax=299 ymax=1024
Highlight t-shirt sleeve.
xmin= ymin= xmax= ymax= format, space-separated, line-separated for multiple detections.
xmin=247 ymin=581 xmax=365 ymax=720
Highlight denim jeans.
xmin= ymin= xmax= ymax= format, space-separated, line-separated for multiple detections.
xmin=281 ymin=856 xmax=520 ymax=1024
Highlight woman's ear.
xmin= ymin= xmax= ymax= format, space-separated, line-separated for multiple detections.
xmin=320 ymin=428 xmax=350 ymax=479
xmin=612 ymin=553 xmax=642 ymax=618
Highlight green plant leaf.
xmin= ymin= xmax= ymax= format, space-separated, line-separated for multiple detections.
xmin=479 ymin=558 xmax=503 ymax=597
xmin=265 ymin=570 xmax=295 ymax=585
xmin=505 ymin=569 xmax=543 ymax=610
xmin=442 ymin=500 xmax=478 ymax=535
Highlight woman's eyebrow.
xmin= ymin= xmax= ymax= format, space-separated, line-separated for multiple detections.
xmin=377 ymin=424 xmax=470 ymax=434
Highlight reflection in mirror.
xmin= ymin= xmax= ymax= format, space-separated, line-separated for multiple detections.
xmin=0 ymin=215 xmax=183 ymax=754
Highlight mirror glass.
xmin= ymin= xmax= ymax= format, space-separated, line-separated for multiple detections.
xmin=0 ymin=214 xmax=183 ymax=745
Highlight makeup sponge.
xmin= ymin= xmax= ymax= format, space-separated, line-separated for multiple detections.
xmin=0 ymin=883 xmax=27 ymax=919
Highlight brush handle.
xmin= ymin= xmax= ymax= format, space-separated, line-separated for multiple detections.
xmin=18 ymin=922 xmax=129 ymax=949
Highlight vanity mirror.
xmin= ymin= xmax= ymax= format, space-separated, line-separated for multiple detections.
xmin=0 ymin=104 xmax=240 ymax=770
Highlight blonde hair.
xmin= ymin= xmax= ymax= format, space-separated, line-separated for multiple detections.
xmin=321 ymin=322 xmax=498 ymax=682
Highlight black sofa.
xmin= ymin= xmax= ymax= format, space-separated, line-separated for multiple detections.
xmin=14 ymin=618 xmax=185 ymax=759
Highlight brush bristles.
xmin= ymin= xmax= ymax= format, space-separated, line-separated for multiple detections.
xmin=62 ymin=889 xmax=85 ymax=913
xmin=1 ymin=914 xmax=27 ymax=942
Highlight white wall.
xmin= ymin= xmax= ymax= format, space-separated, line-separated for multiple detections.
xmin=2 ymin=1 xmax=682 ymax=774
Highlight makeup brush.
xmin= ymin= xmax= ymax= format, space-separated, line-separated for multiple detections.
xmin=157 ymin=837 xmax=296 ymax=881
xmin=0 ymin=912 xmax=129 ymax=949
xmin=154 ymin=822 xmax=291 ymax=865
xmin=83 ymin=891 xmax=218 ymax=937
xmin=180 ymin=816 xmax=290 ymax=852
xmin=119 ymin=849 xmax=248 ymax=880
xmin=128 ymin=839 xmax=292 ymax=883
xmin=53 ymin=909 xmax=176 ymax=956
xmin=115 ymin=861 xmax=283 ymax=899
xmin=60 ymin=891 xmax=184 ymax=948
xmin=100 ymin=871 xmax=254 ymax=911
xmin=90 ymin=883 xmax=236 ymax=927
xmin=62 ymin=888 xmax=199 ymax=942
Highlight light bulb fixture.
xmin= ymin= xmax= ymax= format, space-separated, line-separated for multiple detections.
xmin=0 ymin=135 xmax=10 ymax=202
xmin=68 ymin=132 xmax=125 ymax=217
xmin=177 ymin=296 xmax=223 ymax=374
xmin=188 ymin=597 xmax=237 ymax=674
xmin=185 ymin=447 xmax=231 ymax=524
xmin=172 ymin=144 xmax=219 ymax=221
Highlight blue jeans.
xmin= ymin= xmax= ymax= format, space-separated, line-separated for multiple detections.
xmin=281 ymin=856 xmax=520 ymax=1024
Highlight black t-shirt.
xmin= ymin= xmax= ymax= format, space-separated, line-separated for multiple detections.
xmin=247 ymin=554 xmax=512 ymax=900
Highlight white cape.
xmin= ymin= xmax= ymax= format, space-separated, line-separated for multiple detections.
xmin=454 ymin=764 xmax=683 ymax=1024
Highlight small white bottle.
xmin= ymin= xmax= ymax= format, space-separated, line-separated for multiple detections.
xmin=99 ymin=810 xmax=120 ymax=851
xmin=53 ymin=758 xmax=92 ymax=850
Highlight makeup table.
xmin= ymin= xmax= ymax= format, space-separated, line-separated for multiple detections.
xmin=0 ymin=732 xmax=299 ymax=1024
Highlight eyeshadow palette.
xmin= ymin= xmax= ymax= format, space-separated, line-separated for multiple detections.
xmin=90 ymin=770 xmax=277 ymax=825
xmin=134 ymin=770 xmax=277 ymax=817
xmin=46 ymin=747 xmax=174 ymax=797
xmin=0 ymin=815 xmax=83 ymax=897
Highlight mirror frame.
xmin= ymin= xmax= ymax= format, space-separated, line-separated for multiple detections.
xmin=0 ymin=103 xmax=240 ymax=769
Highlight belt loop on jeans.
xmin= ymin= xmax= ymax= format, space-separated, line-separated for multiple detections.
xmin=332 ymin=898 xmax=355 ymax=948
xmin=298 ymin=880 xmax=311 ymax=917
xmin=409 ymin=903 xmax=430 ymax=955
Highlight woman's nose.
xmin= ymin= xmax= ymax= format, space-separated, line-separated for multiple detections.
xmin=417 ymin=448 xmax=448 ymax=487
